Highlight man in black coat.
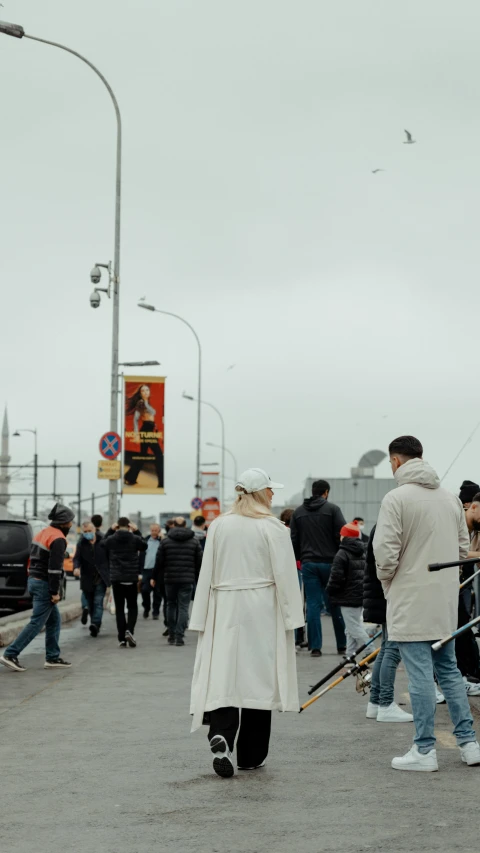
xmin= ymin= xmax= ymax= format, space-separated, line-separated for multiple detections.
xmin=103 ymin=518 xmax=147 ymax=647
xmin=290 ymin=479 xmax=347 ymax=656
xmin=152 ymin=517 xmax=203 ymax=647
xmin=363 ymin=525 xmax=412 ymax=723
xmin=73 ymin=522 xmax=110 ymax=637
xmin=326 ymin=523 xmax=370 ymax=656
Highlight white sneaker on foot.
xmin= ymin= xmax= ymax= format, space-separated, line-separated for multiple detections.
xmin=366 ymin=702 xmax=379 ymax=719
xmin=210 ymin=735 xmax=235 ymax=778
xmin=391 ymin=745 xmax=438 ymax=772
xmin=435 ymin=686 xmax=446 ymax=704
xmin=238 ymin=761 xmax=266 ymax=770
xmin=377 ymin=702 xmax=414 ymax=723
xmin=464 ymin=677 xmax=480 ymax=697
xmin=460 ymin=741 xmax=480 ymax=766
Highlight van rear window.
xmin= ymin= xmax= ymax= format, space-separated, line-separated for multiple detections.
xmin=0 ymin=525 xmax=30 ymax=555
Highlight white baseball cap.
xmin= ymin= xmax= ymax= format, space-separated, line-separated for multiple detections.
xmin=235 ymin=468 xmax=284 ymax=494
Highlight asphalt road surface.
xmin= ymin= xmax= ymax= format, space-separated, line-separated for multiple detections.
xmin=1 ymin=606 xmax=479 ymax=853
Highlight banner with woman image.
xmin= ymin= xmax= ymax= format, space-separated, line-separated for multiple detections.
xmin=123 ymin=376 xmax=165 ymax=495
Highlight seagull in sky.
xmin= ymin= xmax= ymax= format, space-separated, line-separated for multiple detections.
xmin=372 ymin=169 xmax=384 ymax=174
xmin=227 ymin=364 xmax=236 ymax=371
xmin=404 ymin=129 xmax=416 ymax=145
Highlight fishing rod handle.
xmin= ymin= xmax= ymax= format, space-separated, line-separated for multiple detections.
xmin=429 ymin=558 xmax=479 ymax=572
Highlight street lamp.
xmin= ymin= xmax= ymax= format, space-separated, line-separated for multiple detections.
xmin=207 ymin=442 xmax=238 ymax=486
xmin=13 ymin=428 xmax=38 ymax=516
xmin=183 ymin=394 xmax=225 ymax=509
xmin=119 ymin=361 xmax=161 ymax=367
xmin=138 ymin=302 xmax=202 ymax=497
xmin=0 ymin=19 xmax=122 ymax=527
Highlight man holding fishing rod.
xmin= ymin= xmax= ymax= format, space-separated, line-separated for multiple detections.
xmin=374 ymin=436 xmax=480 ymax=772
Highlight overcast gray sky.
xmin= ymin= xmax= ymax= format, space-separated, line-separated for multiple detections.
xmin=2 ymin=0 xmax=479 ymax=517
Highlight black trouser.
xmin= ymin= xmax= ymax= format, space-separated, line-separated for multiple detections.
xmin=456 ymin=590 xmax=480 ymax=678
xmin=208 ymin=707 xmax=271 ymax=767
xmin=112 ymin=582 xmax=138 ymax=642
xmin=165 ymin=583 xmax=192 ymax=640
xmin=141 ymin=569 xmax=165 ymax=619
xmin=124 ymin=421 xmax=164 ymax=487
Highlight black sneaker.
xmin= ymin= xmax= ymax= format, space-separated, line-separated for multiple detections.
xmin=44 ymin=658 xmax=72 ymax=669
xmin=210 ymin=735 xmax=235 ymax=778
xmin=81 ymin=608 xmax=89 ymax=626
xmin=89 ymin=624 xmax=99 ymax=638
xmin=163 ymin=628 xmax=170 ymax=637
xmin=125 ymin=630 xmax=137 ymax=648
xmin=176 ymin=639 xmax=185 ymax=647
xmin=168 ymin=636 xmax=175 ymax=645
xmin=337 ymin=647 xmax=347 ymax=655
xmin=311 ymin=649 xmax=322 ymax=658
xmin=152 ymin=614 xmax=159 ymax=621
xmin=0 ymin=654 xmax=26 ymax=672
xmin=143 ymin=610 xmax=150 ymax=619
xmin=119 ymin=641 xmax=127 ymax=648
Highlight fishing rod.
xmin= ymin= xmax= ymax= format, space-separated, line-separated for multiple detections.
xmin=307 ymin=629 xmax=382 ymax=695
xmin=432 ymin=615 xmax=480 ymax=652
xmin=460 ymin=568 xmax=480 ymax=590
xmin=300 ymin=647 xmax=380 ymax=713
xmin=428 ymin=557 xmax=479 ymax=573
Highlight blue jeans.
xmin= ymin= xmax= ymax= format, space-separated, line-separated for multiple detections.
xmin=295 ymin=569 xmax=305 ymax=644
xmin=397 ymin=640 xmax=476 ymax=753
xmin=81 ymin=590 xmax=89 ymax=611
xmin=165 ymin=583 xmax=193 ymax=641
xmin=6 ymin=578 xmax=61 ymax=661
xmin=84 ymin=582 xmax=107 ymax=628
xmin=370 ymin=624 xmax=401 ymax=707
xmin=302 ymin=563 xmax=346 ymax=651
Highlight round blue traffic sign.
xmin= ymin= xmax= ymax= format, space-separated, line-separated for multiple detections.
xmin=99 ymin=432 xmax=122 ymax=460
xmin=191 ymin=497 xmax=204 ymax=510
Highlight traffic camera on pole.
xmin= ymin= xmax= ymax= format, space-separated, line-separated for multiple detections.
xmin=89 ymin=262 xmax=112 ymax=309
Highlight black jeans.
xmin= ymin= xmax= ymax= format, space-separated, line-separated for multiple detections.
xmin=141 ymin=569 xmax=165 ymax=619
xmin=124 ymin=421 xmax=164 ymax=488
xmin=208 ymin=707 xmax=271 ymax=767
xmin=165 ymin=583 xmax=193 ymax=640
xmin=456 ymin=590 xmax=480 ymax=678
xmin=112 ymin=582 xmax=138 ymax=642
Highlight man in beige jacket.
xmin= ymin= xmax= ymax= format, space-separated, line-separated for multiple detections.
xmin=374 ymin=435 xmax=480 ymax=772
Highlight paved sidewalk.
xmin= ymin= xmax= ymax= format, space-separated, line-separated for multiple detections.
xmin=1 ymin=610 xmax=479 ymax=853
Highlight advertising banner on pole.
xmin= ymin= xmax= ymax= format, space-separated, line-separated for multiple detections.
xmin=201 ymin=471 xmax=220 ymax=502
xmin=123 ymin=376 xmax=165 ymax=495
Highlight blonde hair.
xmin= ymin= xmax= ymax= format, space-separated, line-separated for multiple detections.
xmin=228 ymin=487 xmax=274 ymax=519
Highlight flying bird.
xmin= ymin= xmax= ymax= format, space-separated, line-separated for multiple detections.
xmin=403 ymin=129 xmax=416 ymax=145
xmin=227 ymin=364 xmax=236 ymax=371
xmin=372 ymin=169 xmax=384 ymax=174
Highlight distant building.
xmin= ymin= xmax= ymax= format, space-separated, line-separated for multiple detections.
xmin=287 ymin=450 xmax=396 ymax=534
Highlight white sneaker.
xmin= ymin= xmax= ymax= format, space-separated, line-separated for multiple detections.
xmin=377 ymin=702 xmax=414 ymax=723
xmin=366 ymin=702 xmax=379 ymax=719
xmin=464 ymin=677 xmax=480 ymax=697
xmin=392 ymin=745 xmax=438 ymax=772
xmin=238 ymin=761 xmax=266 ymax=770
xmin=210 ymin=735 xmax=235 ymax=778
xmin=460 ymin=741 xmax=480 ymax=766
xmin=435 ymin=686 xmax=446 ymax=704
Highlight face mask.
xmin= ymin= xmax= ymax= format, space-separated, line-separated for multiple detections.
xmin=83 ymin=532 xmax=94 ymax=541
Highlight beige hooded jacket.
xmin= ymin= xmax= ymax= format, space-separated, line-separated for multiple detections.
xmin=373 ymin=458 xmax=469 ymax=642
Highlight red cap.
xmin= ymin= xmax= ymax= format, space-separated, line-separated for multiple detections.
xmin=340 ymin=522 xmax=361 ymax=539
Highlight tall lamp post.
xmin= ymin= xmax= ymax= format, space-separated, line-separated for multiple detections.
xmin=0 ymin=19 xmax=122 ymax=527
xmin=183 ymin=394 xmax=225 ymax=509
xmin=207 ymin=442 xmax=238 ymax=486
xmin=138 ymin=302 xmax=202 ymax=497
xmin=13 ymin=428 xmax=38 ymax=516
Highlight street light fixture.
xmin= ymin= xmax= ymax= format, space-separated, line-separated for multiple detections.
xmin=183 ymin=394 xmax=225 ymax=509
xmin=0 ymin=19 xmax=123 ymax=527
xmin=13 ymin=428 xmax=38 ymax=516
xmin=139 ymin=303 xmax=202 ymax=497
xmin=206 ymin=442 xmax=238 ymax=485
xmin=119 ymin=361 xmax=160 ymax=367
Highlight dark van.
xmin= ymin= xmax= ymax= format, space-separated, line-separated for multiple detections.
xmin=0 ymin=519 xmax=68 ymax=612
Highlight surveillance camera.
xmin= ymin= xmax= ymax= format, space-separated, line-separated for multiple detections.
xmin=90 ymin=265 xmax=102 ymax=285
xmin=90 ymin=290 xmax=101 ymax=309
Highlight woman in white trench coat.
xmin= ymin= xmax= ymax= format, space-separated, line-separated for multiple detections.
xmin=189 ymin=467 xmax=304 ymax=778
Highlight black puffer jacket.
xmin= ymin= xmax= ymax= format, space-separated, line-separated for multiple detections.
xmin=74 ymin=532 xmax=110 ymax=593
xmin=102 ymin=529 xmax=147 ymax=583
xmin=362 ymin=525 xmax=385 ymax=624
xmin=290 ymin=497 xmax=346 ymax=564
xmin=153 ymin=527 xmax=203 ymax=585
xmin=326 ymin=537 xmax=366 ymax=607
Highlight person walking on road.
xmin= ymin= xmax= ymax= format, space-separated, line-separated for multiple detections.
xmin=192 ymin=515 xmax=207 ymax=551
xmin=139 ymin=523 xmax=164 ymax=621
xmin=189 ymin=468 xmax=304 ymax=778
xmin=363 ymin=525 xmax=413 ymax=723
xmin=73 ymin=522 xmax=110 ymax=638
xmin=1 ymin=504 xmax=74 ymax=672
xmin=374 ymin=435 xmax=480 ymax=771
xmin=103 ymin=518 xmax=147 ymax=648
xmin=326 ymin=522 xmax=370 ymax=656
xmin=152 ymin=517 xmax=202 ymax=647
xmin=290 ymin=480 xmax=347 ymax=657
